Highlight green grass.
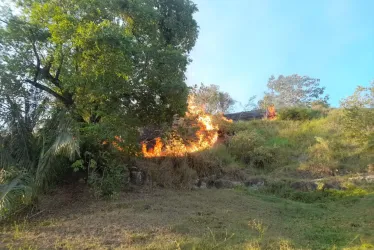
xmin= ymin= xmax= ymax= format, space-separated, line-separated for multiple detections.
xmin=1 ymin=187 xmax=373 ymax=249
xmin=228 ymin=112 xmax=373 ymax=177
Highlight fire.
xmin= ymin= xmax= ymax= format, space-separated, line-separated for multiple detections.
xmin=266 ymin=104 xmax=276 ymax=120
xmin=142 ymin=95 xmax=226 ymax=157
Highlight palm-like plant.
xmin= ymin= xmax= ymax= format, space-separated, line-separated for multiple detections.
xmin=0 ymin=92 xmax=79 ymax=220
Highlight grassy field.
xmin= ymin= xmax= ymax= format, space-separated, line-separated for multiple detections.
xmin=1 ymin=184 xmax=373 ymax=250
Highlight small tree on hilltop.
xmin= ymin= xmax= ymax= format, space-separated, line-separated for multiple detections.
xmin=340 ymin=82 xmax=374 ymax=147
xmin=258 ymin=74 xmax=329 ymax=109
xmin=191 ymin=84 xmax=235 ymax=114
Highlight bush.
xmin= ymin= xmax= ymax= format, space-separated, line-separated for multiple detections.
xmin=302 ymin=137 xmax=338 ymax=176
xmin=0 ymin=168 xmax=33 ymax=220
xmin=88 ymin=157 xmax=128 ymax=199
xmin=188 ymin=144 xmax=237 ymax=176
xmin=228 ymin=131 xmax=277 ymax=169
xmin=278 ymin=107 xmax=323 ymax=121
xmin=342 ymin=107 xmax=374 ymax=146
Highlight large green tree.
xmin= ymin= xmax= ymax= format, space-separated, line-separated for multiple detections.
xmin=0 ymin=0 xmax=198 ymax=130
xmin=258 ymin=74 xmax=329 ymax=109
xmin=0 ymin=0 xmax=199 ymax=217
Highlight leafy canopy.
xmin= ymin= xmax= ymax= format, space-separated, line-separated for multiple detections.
xmin=191 ymin=83 xmax=235 ymax=114
xmin=0 ymin=0 xmax=199 ymax=129
xmin=258 ymin=74 xmax=329 ymax=109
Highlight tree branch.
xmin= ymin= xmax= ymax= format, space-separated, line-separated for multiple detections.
xmin=24 ymin=79 xmax=72 ymax=106
xmin=31 ymin=39 xmax=40 ymax=83
xmin=55 ymin=53 xmax=64 ymax=81
xmin=43 ymin=69 xmax=61 ymax=89
xmin=0 ymin=18 xmax=9 ymax=25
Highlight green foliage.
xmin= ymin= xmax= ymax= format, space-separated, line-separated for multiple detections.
xmin=254 ymin=179 xmax=371 ymax=204
xmin=189 ymin=144 xmax=237 ymax=177
xmin=88 ymin=157 xmax=127 ymax=199
xmin=0 ymin=171 xmax=33 ymax=220
xmin=340 ymin=82 xmax=374 ymax=108
xmin=340 ymin=82 xmax=374 ymax=149
xmin=228 ymin=130 xmax=277 ymax=169
xmin=278 ymin=107 xmax=324 ymax=121
xmin=225 ymin=107 xmax=373 ymax=177
xmin=0 ymin=0 xmax=198 ymax=126
xmin=302 ymin=137 xmax=338 ymax=175
xmin=71 ymin=159 xmax=84 ymax=173
xmin=341 ymin=107 xmax=374 ymax=147
xmin=0 ymin=107 xmax=80 ymax=220
xmin=88 ymin=166 xmax=126 ymax=199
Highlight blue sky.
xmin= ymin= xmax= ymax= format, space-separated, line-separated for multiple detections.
xmin=186 ymin=0 xmax=374 ymax=109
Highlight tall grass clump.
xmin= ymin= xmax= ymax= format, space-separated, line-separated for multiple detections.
xmin=228 ymin=130 xmax=278 ymax=169
xmin=136 ymin=144 xmax=243 ymax=188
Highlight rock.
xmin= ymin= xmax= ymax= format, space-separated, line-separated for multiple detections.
xmin=244 ymin=177 xmax=266 ymax=188
xmin=232 ymin=181 xmax=243 ymax=187
xmin=193 ymin=179 xmax=207 ymax=188
xmin=128 ymin=166 xmax=146 ymax=185
xmin=199 ymin=181 xmax=207 ymax=189
xmin=365 ymin=175 xmax=374 ymax=183
xmin=368 ymin=164 xmax=374 ymax=174
xmin=322 ymin=180 xmax=345 ymax=191
xmin=224 ymin=110 xmax=264 ymax=121
xmin=201 ymin=175 xmax=218 ymax=188
xmin=290 ymin=181 xmax=317 ymax=192
xmin=193 ymin=179 xmax=208 ymax=189
xmin=214 ymin=179 xmax=233 ymax=189
xmin=214 ymin=179 xmax=241 ymax=189
xmin=348 ymin=174 xmax=374 ymax=184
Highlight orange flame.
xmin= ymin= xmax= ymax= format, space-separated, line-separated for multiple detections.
xmin=142 ymin=95 xmax=224 ymax=157
xmin=266 ymin=104 xmax=276 ymax=120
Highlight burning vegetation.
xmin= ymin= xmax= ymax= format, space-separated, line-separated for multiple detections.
xmin=141 ymin=95 xmax=232 ymax=157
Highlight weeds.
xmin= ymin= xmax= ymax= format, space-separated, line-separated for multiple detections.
xmin=248 ymin=219 xmax=267 ymax=239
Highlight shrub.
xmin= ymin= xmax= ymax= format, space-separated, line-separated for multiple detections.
xmin=189 ymin=144 xmax=236 ymax=176
xmin=0 ymin=168 xmax=33 ymax=220
xmin=278 ymin=107 xmax=323 ymax=121
xmin=308 ymin=137 xmax=338 ymax=166
xmin=88 ymin=157 xmax=127 ymax=199
xmin=341 ymin=107 xmax=374 ymax=147
xmin=228 ymin=131 xmax=277 ymax=169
